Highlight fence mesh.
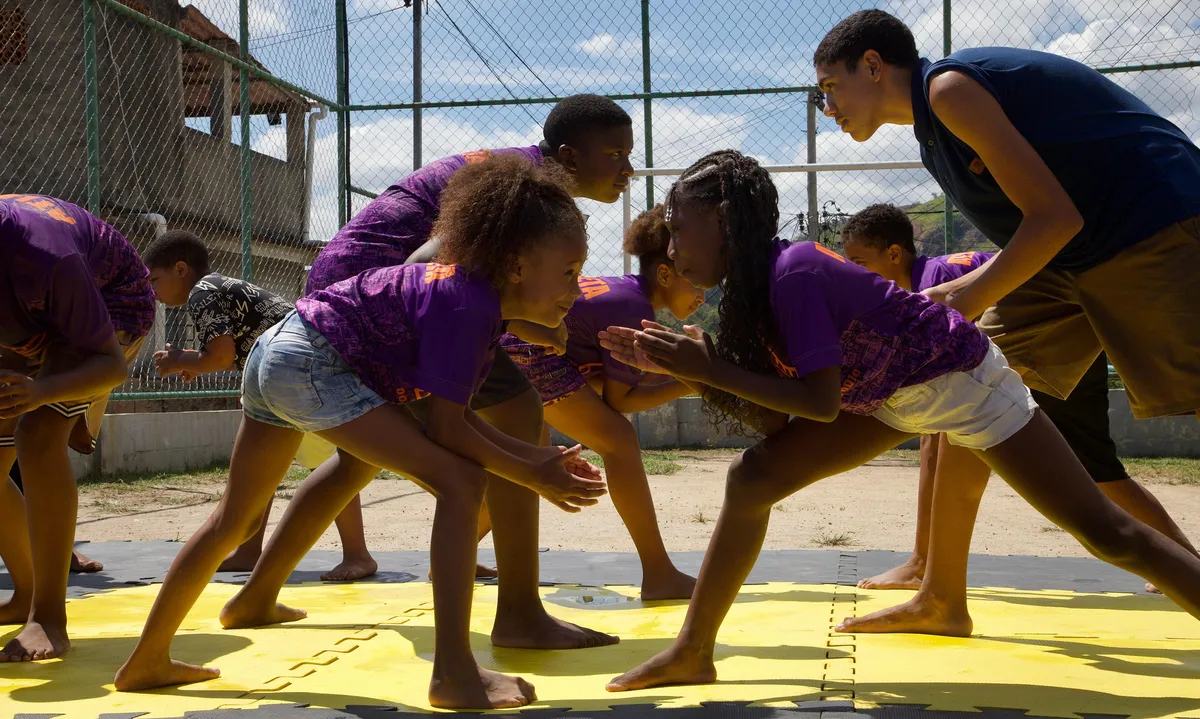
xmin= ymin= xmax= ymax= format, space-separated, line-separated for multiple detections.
xmin=0 ymin=0 xmax=1196 ymax=402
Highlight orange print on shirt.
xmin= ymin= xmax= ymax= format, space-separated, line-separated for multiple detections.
xmin=946 ymin=252 xmax=976 ymax=266
xmin=424 ymin=263 xmax=457 ymax=283
xmin=578 ymin=276 xmax=612 ymax=301
xmin=461 ymin=149 xmax=492 ymax=165
xmin=813 ymin=243 xmax=845 ymax=262
xmin=0 ymin=194 xmax=76 ymax=225
xmin=769 ymin=347 xmax=798 ymax=378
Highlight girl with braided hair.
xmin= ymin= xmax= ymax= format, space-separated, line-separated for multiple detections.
xmin=603 ymin=150 xmax=1200 ymax=693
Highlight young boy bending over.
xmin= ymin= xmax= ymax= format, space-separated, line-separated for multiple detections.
xmin=141 ymin=230 xmax=375 ymax=576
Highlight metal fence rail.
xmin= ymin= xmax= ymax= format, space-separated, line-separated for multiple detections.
xmin=1 ymin=0 xmax=1193 ymax=400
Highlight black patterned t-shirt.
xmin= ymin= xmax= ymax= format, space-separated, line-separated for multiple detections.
xmin=186 ymin=274 xmax=293 ymax=370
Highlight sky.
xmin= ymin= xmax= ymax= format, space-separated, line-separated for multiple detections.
xmin=183 ymin=0 xmax=1200 ymax=275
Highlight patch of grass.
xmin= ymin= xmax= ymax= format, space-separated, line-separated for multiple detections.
xmin=876 ymin=448 xmax=920 ymax=465
xmin=581 ymin=450 xmax=684 ymax=476
xmin=78 ymin=462 xmax=230 ymax=492
xmin=773 ymin=504 xmax=786 ymax=512
xmin=1122 ymin=457 xmax=1200 ymax=486
xmin=813 ymin=530 xmax=853 ymax=548
xmin=692 ymin=510 xmax=711 ymax=524
xmin=1040 ymin=525 xmax=1064 ymax=533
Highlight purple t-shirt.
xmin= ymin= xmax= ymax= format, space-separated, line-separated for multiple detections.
xmin=565 ymin=274 xmax=654 ymax=387
xmin=296 ymin=263 xmax=502 ymax=405
xmin=767 ymin=240 xmax=989 ymax=415
xmin=912 ymin=251 xmax=993 ymax=292
xmin=0 ymin=194 xmax=154 ymax=358
xmin=307 ymin=146 xmax=545 ymax=293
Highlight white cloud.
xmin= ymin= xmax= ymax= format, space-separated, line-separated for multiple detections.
xmin=577 ymin=34 xmax=642 ymax=60
xmin=185 ymin=0 xmax=290 ymax=39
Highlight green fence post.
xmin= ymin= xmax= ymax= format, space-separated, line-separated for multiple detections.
xmin=641 ymin=0 xmax=653 ymax=208
xmin=336 ymin=0 xmax=349 ymax=226
xmin=942 ymin=0 xmax=953 ymax=253
xmin=239 ymin=0 xmax=254 ymax=281
xmin=82 ymin=0 xmax=101 ymax=213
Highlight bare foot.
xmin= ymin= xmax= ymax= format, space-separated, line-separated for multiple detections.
xmin=216 ymin=547 xmax=262 ymax=573
xmin=70 ymin=549 xmax=103 ymax=574
xmin=0 ymin=596 xmax=30 ymax=625
xmin=115 ymin=654 xmax=221 ymax=691
xmin=429 ymin=563 xmax=498 ymax=581
xmin=606 ymin=645 xmax=717 ymax=692
xmin=641 ymin=569 xmax=696 ymax=601
xmin=492 ymin=610 xmax=619 ymax=649
xmin=857 ymin=557 xmax=925 ymax=590
xmin=836 ymin=593 xmax=973 ymax=637
xmin=1147 ymin=582 xmax=1162 ymax=594
xmin=219 ymin=597 xmax=307 ymax=629
xmin=319 ymin=556 xmax=378 ymax=582
xmin=0 ymin=621 xmax=70 ymax=661
xmin=428 ymin=664 xmax=537 ymax=709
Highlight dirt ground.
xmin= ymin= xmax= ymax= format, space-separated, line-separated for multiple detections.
xmin=74 ymin=450 xmax=1200 ymax=560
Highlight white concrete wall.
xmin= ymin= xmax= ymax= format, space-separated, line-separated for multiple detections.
xmin=71 ymin=389 xmax=1197 ymax=478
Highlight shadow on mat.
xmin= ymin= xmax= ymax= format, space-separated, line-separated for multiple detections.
xmin=379 ymin=623 xmax=848 ymax=676
xmin=854 ymin=680 xmax=1200 ymax=717
xmin=1 ymin=633 xmax=251 ymax=704
xmin=967 ymin=588 xmax=1180 ymax=613
xmin=541 ymin=586 xmax=835 ymax=612
xmin=989 ymin=635 xmax=1200 ymax=680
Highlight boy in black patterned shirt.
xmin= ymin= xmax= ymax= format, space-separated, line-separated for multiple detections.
xmin=142 ymin=231 xmax=378 ymax=579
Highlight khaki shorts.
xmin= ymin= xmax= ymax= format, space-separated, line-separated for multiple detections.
xmin=0 ymin=331 xmax=145 ymax=455
xmin=977 ymin=217 xmax=1200 ymax=419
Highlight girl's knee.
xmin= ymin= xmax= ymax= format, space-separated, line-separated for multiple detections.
xmin=440 ymin=467 xmax=488 ymax=511
xmin=1072 ymin=513 xmax=1145 ymax=566
xmin=14 ymin=411 xmax=71 ymax=447
xmin=725 ymin=449 xmax=788 ymax=509
xmin=593 ymin=418 xmax=639 ymax=458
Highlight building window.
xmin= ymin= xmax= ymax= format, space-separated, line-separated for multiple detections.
xmin=0 ymin=6 xmax=28 ymax=66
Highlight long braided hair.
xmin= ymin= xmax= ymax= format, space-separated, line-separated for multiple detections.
xmin=666 ymin=150 xmax=781 ymax=434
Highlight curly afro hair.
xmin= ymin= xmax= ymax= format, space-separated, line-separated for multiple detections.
xmin=141 ymin=229 xmax=210 ymax=275
xmin=814 ymin=10 xmax=919 ymax=72
xmin=433 ymin=153 xmax=586 ymax=289
xmin=623 ymin=204 xmax=672 ymax=280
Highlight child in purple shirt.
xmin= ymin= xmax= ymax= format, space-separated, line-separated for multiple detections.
xmin=0 ymin=194 xmax=154 ymax=662
xmin=603 ymin=151 xmax=1200 ymax=694
xmin=300 ymin=94 xmax=635 ymax=591
xmin=500 ymin=206 xmax=706 ymax=600
xmin=116 ymin=154 xmax=608 ymax=710
xmin=840 ymin=204 xmax=1198 ymax=597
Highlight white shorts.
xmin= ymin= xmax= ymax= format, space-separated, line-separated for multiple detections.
xmin=873 ymin=340 xmax=1038 ymax=450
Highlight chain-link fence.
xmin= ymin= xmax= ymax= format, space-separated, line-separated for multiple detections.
xmin=1 ymin=0 xmax=1196 ymax=402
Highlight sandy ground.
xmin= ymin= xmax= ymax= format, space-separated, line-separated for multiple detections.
xmin=74 ymin=450 xmax=1200 ymax=560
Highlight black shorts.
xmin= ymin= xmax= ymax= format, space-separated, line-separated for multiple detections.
xmin=469 ymin=349 xmax=536 ymax=410
xmin=1032 ymin=352 xmax=1129 ymax=483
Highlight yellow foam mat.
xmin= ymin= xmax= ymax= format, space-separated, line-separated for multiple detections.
xmin=851 ymin=588 xmax=1200 ymax=717
xmin=2 ymin=581 xmax=1199 ymax=718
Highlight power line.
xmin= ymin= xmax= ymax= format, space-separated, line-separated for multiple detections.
xmin=430 ymin=0 xmax=542 ymax=123
xmin=460 ymin=0 xmax=556 ymax=95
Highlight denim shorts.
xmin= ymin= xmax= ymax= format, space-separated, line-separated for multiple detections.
xmin=241 ymin=311 xmax=386 ymax=433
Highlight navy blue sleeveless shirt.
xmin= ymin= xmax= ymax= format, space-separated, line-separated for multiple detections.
xmin=913 ymin=48 xmax=1200 ymax=272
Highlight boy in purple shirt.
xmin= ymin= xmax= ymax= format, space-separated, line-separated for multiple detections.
xmin=500 ymin=206 xmax=706 ymax=600
xmin=0 ymin=194 xmax=154 ymax=662
xmin=116 ymin=154 xmax=609 ymax=709
xmin=841 ymin=204 xmax=1198 ymax=594
xmin=602 ymin=151 xmax=1200 ymax=693
xmin=294 ymin=94 xmax=635 ymax=647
